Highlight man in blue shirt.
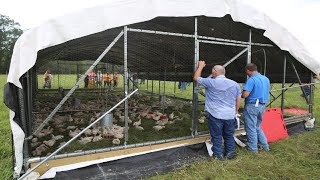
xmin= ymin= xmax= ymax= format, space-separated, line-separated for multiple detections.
xmin=242 ymin=63 xmax=270 ymax=153
xmin=194 ymin=61 xmax=241 ymax=160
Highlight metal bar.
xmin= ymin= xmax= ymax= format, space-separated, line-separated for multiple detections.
xmin=28 ymin=132 xmax=209 ymax=164
xmin=174 ymin=80 xmax=176 ymax=97
xmin=27 ymin=31 xmax=124 ymax=140
xmin=158 ymin=79 xmax=161 ymax=96
xmin=152 ymin=79 xmax=154 ymax=95
xmin=127 ymin=28 xmax=194 ymax=38
xmin=197 ymin=35 xmax=273 ymax=47
xmin=309 ymin=72 xmax=314 ymax=119
xmin=198 ymin=39 xmax=248 ymax=47
xmin=146 ymin=76 xmax=149 ymax=90
xmin=57 ymin=61 xmax=60 ymax=88
xmin=281 ymin=55 xmax=287 ymax=112
xmin=19 ymin=89 xmax=139 ymax=180
xmin=270 ymin=82 xmax=319 ymax=92
xmin=223 ymin=48 xmax=248 ymax=67
xmin=289 ymin=60 xmax=309 ymax=104
xmin=124 ymin=26 xmax=129 ymax=145
xmin=247 ymin=29 xmax=252 ymax=64
xmin=263 ymin=49 xmax=267 ymax=76
xmin=192 ymin=17 xmax=199 ymax=136
xmin=127 ymin=28 xmax=273 ymax=47
xmin=164 ymin=68 xmax=166 ymax=95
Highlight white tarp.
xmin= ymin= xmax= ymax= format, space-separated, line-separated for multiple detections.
xmin=7 ymin=0 xmax=320 ymax=176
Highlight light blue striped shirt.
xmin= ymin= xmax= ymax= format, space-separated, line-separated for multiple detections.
xmin=197 ymin=75 xmax=241 ymax=120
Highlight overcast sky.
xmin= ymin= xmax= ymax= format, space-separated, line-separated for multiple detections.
xmin=0 ymin=0 xmax=319 ymax=59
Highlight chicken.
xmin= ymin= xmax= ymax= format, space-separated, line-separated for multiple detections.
xmin=92 ymin=127 xmax=101 ymax=136
xmin=84 ymin=129 xmax=92 ymax=136
xmin=31 ymin=142 xmax=40 ymax=148
xmin=32 ymin=144 xmax=48 ymax=156
xmin=135 ymin=126 xmax=144 ymax=131
xmin=51 ymin=134 xmax=64 ymax=140
xmin=133 ymin=119 xmax=142 ymax=127
xmin=44 ymin=139 xmax=56 ymax=147
xmin=153 ymin=125 xmax=165 ymax=131
xmin=78 ymin=137 xmax=93 ymax=144
xmin=153 ymin=115 xmax=161 ymax=121
xmin=112 ymin=138 xmax=121 ymax=145
xmin=67 ymin=126 xmax=77 ymax=130
xmin=168 ymin=120 xmax=175 ymax=124
xmin=68 ymin=114 xmax=74 ymax=122
xmin=69 ymin=128 xmax=81 ymax=138
xmin=169 ymin=112 xmax=174 ymax=120
xmin=94 ymin=112 xmax=101 ymax=118
xmin=92 ymin=134 xmax=103 ymax=142
xmin=114 ymin=132 xmax=124 ymax=139
xmin=199 ymin=116 xmax=206 ymax=124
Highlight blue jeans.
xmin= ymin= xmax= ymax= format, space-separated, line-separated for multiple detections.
xmin=208 ymin=114 xmax=235 ymax=158
xmin=181 ymin=82 xmax=187 ymax=90
xmin=244 ymin=104 xmax=269 ymax=152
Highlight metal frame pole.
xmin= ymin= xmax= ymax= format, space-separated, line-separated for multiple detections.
xmin=152 ymin=79 xmax=154 ymax=95
xmin=263 ymin=48 xmax=267 ymax=76
xmin=192 ymin=17 xmax=199 ymax=136
xmin=164 ymin=68 xmax=166 ymax=95
xmin=174 ymin=80 xmax=176 ymax=97
xmin=127 ymin=28 xmax=273 ymax=47
xmin=247 ymin=29 xmax=252 ymax=64
xmin=309 ymin=72 xmax=314 ymax=119
xmin=223 ymin=48 xmax=248 ymax=67
xmin=290 ymin=60 xmax=309 ymax=103
xmin=57 ymin=60 xmax=60 ymax=88
xmin=124 ymin=26 xmax=129 ymax=145
xmin=146 ymin=73 xmax=149 ymax=90
xmin=158 ymin=78 xmax=161 ymax=96
xmin=281 ymin=55 xmax=287 ymax=112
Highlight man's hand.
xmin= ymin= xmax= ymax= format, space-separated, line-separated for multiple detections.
xmin=193 ymin=60 xmax=206 ymax=81
xmin=198 ymin=61 xmax=206 ymax=68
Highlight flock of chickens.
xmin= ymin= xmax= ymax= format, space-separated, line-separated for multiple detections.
xmin=31 ymin=93 xmax=207 ymax=157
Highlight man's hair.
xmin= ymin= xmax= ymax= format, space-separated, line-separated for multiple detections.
xmin=245 ymin=63 xmax=257 ymax=71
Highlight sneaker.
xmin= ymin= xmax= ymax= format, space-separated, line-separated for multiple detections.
xmin=225 ymin=153 xmax=235 ymax=160
xmin=212 ymin=155 xmax=223 ymax=161
xmin=245 ymin=146 xmax=258 ymax=154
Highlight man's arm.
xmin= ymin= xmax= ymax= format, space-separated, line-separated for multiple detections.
xmin=242 ymin=91 xmax=250 ymax=98
xmin=193 ymin=61 xmax=206 ymax=81
xmin=236 ymin=96 xmax=241 ymax=113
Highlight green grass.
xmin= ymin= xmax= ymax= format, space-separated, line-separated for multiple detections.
xmin=1 ymin=74 xmax=320 ymax=179
xmin=0 ymin=75 xmax=13 ymax=179
xmin=147 ymin=128 xmax=320 ymax=180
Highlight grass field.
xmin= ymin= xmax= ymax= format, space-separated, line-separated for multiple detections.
xmin=1 ymin=74 xmax=320 ymax=179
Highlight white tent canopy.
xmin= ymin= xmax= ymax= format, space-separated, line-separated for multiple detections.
xmin=6 ymin=0 xmax=320 ymax=176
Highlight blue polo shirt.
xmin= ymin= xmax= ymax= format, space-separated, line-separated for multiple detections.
xmin=243 ymin=72 xmax=270 ymax=104
xmin=197 ymin=75 xmax=241 ymax=120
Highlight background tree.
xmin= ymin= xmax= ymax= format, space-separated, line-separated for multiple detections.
xmin=0 ymin=14 xmax=23 ymax=74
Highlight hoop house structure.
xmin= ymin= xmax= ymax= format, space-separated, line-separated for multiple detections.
xmin=4 ymin=0 xmax=319 ymax=179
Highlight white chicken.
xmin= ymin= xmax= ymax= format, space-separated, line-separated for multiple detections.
xmin=112 ymin=138 xmax=121 ymax=145
xmin=78 ymin=136 xmax=93 ymax=144
xmin=153 ymin=125 xmax=165 ymax=131
xmin=135 ymin=126 xmax=144 ymax=131
xmin=133 ymin=119 xmax=142 ymax=127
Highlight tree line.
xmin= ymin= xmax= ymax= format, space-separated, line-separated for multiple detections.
xmin=0 ymin=14 xmax=23 ymax=74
